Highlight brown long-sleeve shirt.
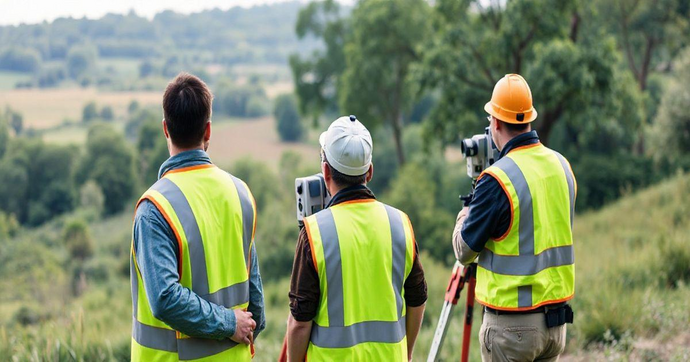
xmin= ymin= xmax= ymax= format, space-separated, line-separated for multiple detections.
xmin=288 ymin=186 xmax=427 ymax=322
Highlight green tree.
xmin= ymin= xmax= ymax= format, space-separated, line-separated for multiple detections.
xmin=82 ymin=102 xmax=99 ymax=123
xmin=597 ymin=0 xmax=690 ymax=91
xmin=648 ymin=48 xmax=690 ymax=165
xmin=137 ymin=119 xmax=169 ymax=186
xmin=416 ymin=0 xmax=643 ymax=149
xmin=0 ymin=47 xmax=41 ymax=72
xmin=339 ymin=0 xmax=431 ymax=165
xmin=100 ymin=106 xmax=114 ymax=121
xmin=77 ymin=124 xmax=137 ymax=215
xmin=66 ymin=45 xmax=98 ymax=79
xmin=62 ymin=219 xmax=94 ymax=296
xmin=383 ymin=162 xmax=455 ymax=264
xmin=79 ymin=180 xmax=105 ymax=219
xmin=274 ymin=94 xmax=304 ymax=142
xmin=128 ymin=100 xmax=140 ymax=115
xmin=0 ymin=117 xmax=8 ymax=158
xmin=289 ymin=0 xmax=348 ymax=122
xmin=8 ymin=109 xmax=23 ymax=135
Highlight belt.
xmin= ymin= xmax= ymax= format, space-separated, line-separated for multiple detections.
xmin=484 ymin=302 xmax=573 ymax=328
xmin=484 ymin=302 xmax=566 ymax=315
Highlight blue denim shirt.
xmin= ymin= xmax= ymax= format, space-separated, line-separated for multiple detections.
xmin=460 ymin=131 xmax=540 ymax=252
xmin=133 ymin=149 xmax=265 ymax=339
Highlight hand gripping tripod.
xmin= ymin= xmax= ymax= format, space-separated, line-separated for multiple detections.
xmin=426 ymin=262 xmax=477 ymax=362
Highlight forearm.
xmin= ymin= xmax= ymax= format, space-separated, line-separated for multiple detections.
xmin=406 ymin=304 xmax=425 ymax=360
xmin=247 ymin=244 xmax=266 ymax=338
xmin=287 ymin=314 xmax=312 ymax=362
xmin=153 ymin=283 xmax=236 ymax=339
xmin=453 ymin=215 xmax=479 ymax=265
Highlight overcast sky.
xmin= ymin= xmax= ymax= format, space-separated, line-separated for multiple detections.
xmin=0 ymin=0 xmax=354 ymax=26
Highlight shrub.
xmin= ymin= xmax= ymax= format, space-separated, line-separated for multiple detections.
xmin=274 ymin=94 xmax=303 ymax=142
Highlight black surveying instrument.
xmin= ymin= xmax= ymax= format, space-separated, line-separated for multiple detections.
xmin=427 ymin=126 xmax=497 ymax=362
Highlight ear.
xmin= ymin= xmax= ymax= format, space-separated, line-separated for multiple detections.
xmin=321 ymin=161 xmax=330 ymax=181
xmin=203 ymin=121 xmax=211 ymax=142
xmin=162 ymin=119 xmax=170 ymax=139
xmin=365 ymin=164 xmax=374 ymax=183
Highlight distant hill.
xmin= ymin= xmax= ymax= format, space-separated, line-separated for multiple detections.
xmin=0 ymin=1 xmax=317 ymax=67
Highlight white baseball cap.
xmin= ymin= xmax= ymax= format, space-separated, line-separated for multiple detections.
xmin=319 ymin=115 xmax=373 ymax=176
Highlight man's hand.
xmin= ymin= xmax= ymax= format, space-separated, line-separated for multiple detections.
xmin=231 ymin=310 xmax=256 ymax=345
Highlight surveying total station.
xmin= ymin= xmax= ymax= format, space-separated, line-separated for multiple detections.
xmin=427 ymin=126 xmax=496 ymax=362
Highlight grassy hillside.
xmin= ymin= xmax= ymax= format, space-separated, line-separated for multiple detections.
xmin=1 ymin=173 xmax=689 ymax=360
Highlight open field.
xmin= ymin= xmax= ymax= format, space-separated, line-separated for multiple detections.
xmin=208 ymin=117 xmax=319 ymax=169
xmin=0 ymin=88 xmax=161 ymax=129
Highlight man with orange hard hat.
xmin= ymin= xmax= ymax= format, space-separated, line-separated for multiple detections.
xmin=452 ymin=74 xmax=577 ymax=361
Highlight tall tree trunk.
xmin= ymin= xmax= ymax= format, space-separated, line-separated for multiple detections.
xmin=537 ymin=106 xmax=564 ymax=146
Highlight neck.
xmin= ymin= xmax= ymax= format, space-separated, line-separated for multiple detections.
xmin=169 ymin=144 xmax=204 ymax=157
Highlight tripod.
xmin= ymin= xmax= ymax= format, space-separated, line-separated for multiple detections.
xmin=426 ymin=262 xmax=477 ymax=362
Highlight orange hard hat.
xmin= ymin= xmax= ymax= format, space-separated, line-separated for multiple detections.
xmin=484 ymin=74 xmax=537 ymax=124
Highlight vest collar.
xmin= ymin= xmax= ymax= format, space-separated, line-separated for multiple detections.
xmin=499 ymin=130 xmax=540 ymax=159
xmin=158 ymin=149 xmax=212 ymax=180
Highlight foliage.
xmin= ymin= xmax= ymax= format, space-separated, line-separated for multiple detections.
xmin=0 ymin=138 xmax=78 ymax=225
xmin=213 ymin=81 xmax=270 ymax=118
xmin=339 ymin=0 xmax=431 ymax=165
xmin=648 ymin=47 xmax=690 ymax=165
xmin=289 ymin=0 xmax=348 ymax=122
xmin=100 ymin=106 xmax=114 ymax=121
xmin=595 ymin=0 xmax=690 ymax=91
xmin=82 ymin=102 xmax=99 ymax=123
xmin=76 ymin=124 xmax=137 ymax=215
xmin=0 ymin=117 xmax=7 ymax=158
xmin=79 ymin=181 xmax=105 ymax=219
xmin=5 ymin=107 xmax=23 ymax=135
xmin=66 ymin=45 xmax=98 ymax=79
xmin=0 ymin=211 xmax=19 ymax=240
xmin=137 ymin=119 xmax=169 ymax=186
xmin=274 ymin=93 xmax=304 ymax=142
xmin=63 ymin=219 xmax=94 ymax=262
xmin=0 ymin=47 xmax=41 ymax=72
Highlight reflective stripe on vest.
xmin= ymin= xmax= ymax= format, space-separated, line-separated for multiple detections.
xmin=131 ymin=165 xmax=254 ymax=361
xmin=307 ymin=202 xmax=410 ymax=350
xmin=476 ymin=144 xmax=576 ymax=310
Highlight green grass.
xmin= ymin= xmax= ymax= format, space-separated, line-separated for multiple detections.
xmin=1 ymin=173 xmax=689 ymax=360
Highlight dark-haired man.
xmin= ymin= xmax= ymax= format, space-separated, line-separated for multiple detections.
xmin=452 ymin=74 xmax=576 ymax=362
xmin=131 ymin=73 xmax=265 ymax=361
xmin=286 ymin=116 xmax=427 ymax=361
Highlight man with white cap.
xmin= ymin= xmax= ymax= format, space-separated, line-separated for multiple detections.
xmin=286 ymin=115 xmax=427 ymax=361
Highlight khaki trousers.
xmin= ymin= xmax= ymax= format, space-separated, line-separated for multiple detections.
xmin=479 ymin=309 xmax=566 ymax=362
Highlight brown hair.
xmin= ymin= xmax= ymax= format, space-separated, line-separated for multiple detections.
xmin=163 ymin=73 xmax=213 ymax=148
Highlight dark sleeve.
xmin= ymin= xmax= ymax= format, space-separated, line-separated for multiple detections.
xmin=460 ymin=174 xmax=511 ymax=252
xmin=288 ymin=227 xmax=321 ymax=322
xmin=403 ymin=242 xmax=427 ymax=307
xmin=247 ymin=243 xmax=266 ymax=338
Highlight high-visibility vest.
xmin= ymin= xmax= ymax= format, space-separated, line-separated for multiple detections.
xmin=303 ymin=199 xmax=415 ymax=361
xmin=130 ymin=164 xmax=256 ymax=361
xmin=475 ymin=143 xmax=576 ymax=311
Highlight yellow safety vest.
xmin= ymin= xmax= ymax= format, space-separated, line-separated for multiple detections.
xmin=475 ymin=143 xmax=577 ymax=311
xmin=130 ymin=164 xmax=256 ymax=361
xmin=303 ymin=199 xmax=415 ymax=361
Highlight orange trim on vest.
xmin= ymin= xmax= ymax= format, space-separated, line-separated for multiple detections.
xmin=136 ymin=195 xmax=184 ymax=278
xmin=403 ymin=213 xmax=417 ymax=263
xmin=483 ymin=169 xmax=513 ymax=242
xmin=162 ymin=163 xmax=215 ymax=177
xmin=476 ymin=293 xmax=574 ymax=312
xmin=334 ymin=199 xmax=377 ymax=206
xmin=303 ymin=220 xmax=319 ymax=274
